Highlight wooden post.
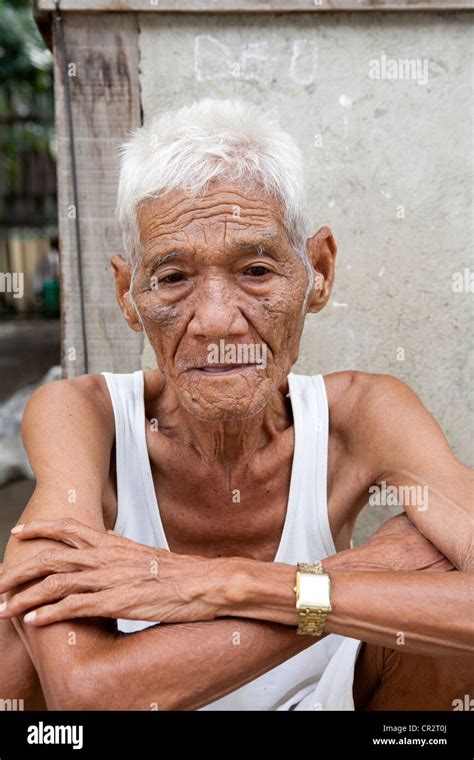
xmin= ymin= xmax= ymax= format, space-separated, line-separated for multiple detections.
xmin=53 ymin=12 xmax=143 ymax=376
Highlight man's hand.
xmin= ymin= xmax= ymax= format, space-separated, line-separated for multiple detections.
xmin=0 ymin=519 xmax=226 ymax=626
xmin=0 ymin=512 xmax=454 ymax=631
xmin=323 ymin=513 xmax=455 ymax=574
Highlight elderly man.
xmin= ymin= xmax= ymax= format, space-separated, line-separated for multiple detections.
xmin=0 ymin=99 xmax=472 ymax=711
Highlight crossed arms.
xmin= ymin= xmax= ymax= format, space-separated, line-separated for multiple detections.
xmin=1 ymin=374 xmax=473 ymax=710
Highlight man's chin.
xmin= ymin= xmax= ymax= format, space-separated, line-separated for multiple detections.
xmin=177 ymin=374 xmax=276 ymax=423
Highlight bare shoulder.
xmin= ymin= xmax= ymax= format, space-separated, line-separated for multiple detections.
xmin=21 ymin=373 xmax=116 ymax=489
xmin=323 ymin=370 xmax=452 ymax=477
xmin=323 ymin=370 xmax=417 ymax=421
xmin=323 ymin=369 xmax=441 ymax=448
xmin=22 ymin=373 xmax=114 ymax=436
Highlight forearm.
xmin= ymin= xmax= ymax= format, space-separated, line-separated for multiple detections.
xmin=10 ymin=578 xmax=312 ymax=710
xmin=85 ymin=618 xmax=313 ymax=711
xmin=378 ymin=464 xmax=474 ymax=572
xmin=325 ymin=568 xmax=474 ymax=655
xmin=220 ymin=559 xmax=474 ymax=658
xmin=11 ymin=598 xmax=314 ymax=710
xmin=19 ymin=616 xmax=312 ymax=710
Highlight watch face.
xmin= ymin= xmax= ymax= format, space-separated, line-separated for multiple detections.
xmin=296 ymin=573 xmax=331 ymax=610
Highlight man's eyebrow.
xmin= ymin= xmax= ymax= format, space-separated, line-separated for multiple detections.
xmin=230 ymin=232 xmax=280 ymax=253
xmin=233 ymin=231 xmax=279 ymax=244
xmin=148 ymin=250 xmax=182 ymax=269
xmin=233 ymin=241 xmax=273 ymax=252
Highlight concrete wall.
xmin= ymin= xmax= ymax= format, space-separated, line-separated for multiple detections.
xmin=138 ymin=12 xmax=473 ymax=480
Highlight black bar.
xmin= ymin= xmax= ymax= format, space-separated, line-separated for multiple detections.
xmin=0 ymin=710 xmax=472 ymax=758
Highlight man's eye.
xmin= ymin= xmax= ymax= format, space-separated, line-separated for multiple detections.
xmin=245 ymin=266 xmax=270 ymax=277
xmin=159 ymin=272 xmax=186 ymax=285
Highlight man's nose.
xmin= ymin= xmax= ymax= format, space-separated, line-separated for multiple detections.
xmin=187 ymin=278 xmax=248 ymax=339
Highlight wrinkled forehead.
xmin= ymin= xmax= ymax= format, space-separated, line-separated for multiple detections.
xmin=136 ymin=183 xmax=292 ymax=254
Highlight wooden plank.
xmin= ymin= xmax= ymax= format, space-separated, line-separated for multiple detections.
xmin=53 ymin=13 xmax=143 ymax=376
xmin=38 ymin=0 xmax=474 ymax=13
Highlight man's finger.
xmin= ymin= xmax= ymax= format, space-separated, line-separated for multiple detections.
xmin=22 ymin=590 xmax=113 ymax=626
xmin=0 ymin=548 xmax=94 ymax=594
xmin=0 ymin=572 xmax=100 ymax=619
xmin=11 ymin=518 xmax=106 ymax=549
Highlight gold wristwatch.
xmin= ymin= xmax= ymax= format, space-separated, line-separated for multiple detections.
xmin=294 ymin=561 xmax=332 ymax=635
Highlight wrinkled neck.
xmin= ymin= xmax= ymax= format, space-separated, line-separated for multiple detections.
xmin=154 ymin=383 xmax=292 ymax=465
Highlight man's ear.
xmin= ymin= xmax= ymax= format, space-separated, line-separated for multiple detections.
xmin=305 ymin=226 xmax=337 ymax=314
xmin=111 ymin=254 xmax=143 ymax=332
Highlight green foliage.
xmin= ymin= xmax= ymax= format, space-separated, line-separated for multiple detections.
xmin=0 ymin=0 xmax=53 ymax=92
xmin=0 ymin=0 xmax=55 ymax=199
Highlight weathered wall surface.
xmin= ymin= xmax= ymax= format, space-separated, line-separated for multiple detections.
xmin=138 ymin=12 xmax=472 ymax=540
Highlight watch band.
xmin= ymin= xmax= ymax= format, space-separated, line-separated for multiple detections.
xmin=299 ymin=561 xmax=324 ymax=574
xmin=295 ymin=561 xmax=331 ymax=636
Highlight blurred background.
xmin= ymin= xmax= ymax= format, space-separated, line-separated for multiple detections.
xmin=0 ymin=0 xmax=60 ymax=554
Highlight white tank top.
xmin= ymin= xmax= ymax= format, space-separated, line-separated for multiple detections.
xmin=102 ymin=370 xmax=362 ymax=711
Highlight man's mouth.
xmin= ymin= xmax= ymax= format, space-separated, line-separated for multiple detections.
xmin=193 ymin=364 xmax=261 ymax=376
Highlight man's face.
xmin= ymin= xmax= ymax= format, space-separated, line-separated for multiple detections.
xmin=129 ymin=181 xmax=311 ymax=422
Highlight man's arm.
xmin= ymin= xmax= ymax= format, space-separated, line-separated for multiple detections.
xmin=4 ymin=506 xmax=471 ymax=700
xmin=359 ymin=373 xmax=473 ymax=571
xmin=2 ymin=378 xmax=313 ymax=710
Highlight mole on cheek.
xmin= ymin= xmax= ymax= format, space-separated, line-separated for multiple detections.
xmin=262 ymin=295 xmax=288 ymax=315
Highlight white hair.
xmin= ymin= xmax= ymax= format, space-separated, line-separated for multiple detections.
xmin=116 ymin=98 xmax=313 ymax=290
